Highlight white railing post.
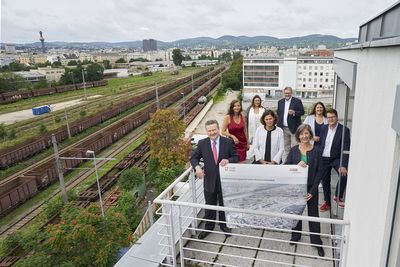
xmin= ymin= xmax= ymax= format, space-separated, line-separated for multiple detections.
xmin=167 ymin=204 xmax=177 ymax=266
xmin=189 ymin=170 xmax=198 ymax=236
xmin=340 ymin=223 xmax=350 ymax=267
xmin=178 ymin=206 xmax=185 ymax=267
xmin=148 ymin=201 xmax=154 ymax=226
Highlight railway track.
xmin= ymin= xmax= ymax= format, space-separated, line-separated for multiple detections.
xmin=0 ymin=69 xmax=214 ymax=185
xmin=6 ymin=74 xmax=187 ymax=134
xmin=0 ymin=68 xmax=225 ymax=220
xmin=0 ymin=128 xmax=146 ymax=237
xmin=0 ymin=76 xmax=221 ymax=266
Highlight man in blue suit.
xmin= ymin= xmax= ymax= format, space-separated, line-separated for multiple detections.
xmin=318 ymin=109 xmax=351 ymax=211
xmin=190 ymin=120 xmax=239 ymax=239
xmin=277 ymin=86 xmax=304 ymax=162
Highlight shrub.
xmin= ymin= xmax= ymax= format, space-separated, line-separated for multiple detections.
xmin=119 ymin=167 xmax=145 ymax=192
xmin=39 ymin=124 xmax=47 ymax=134
xmin=8 ymin=128 xmax=16 ymax=139
xmin=79 ymin=110 xmax=86 ymax=117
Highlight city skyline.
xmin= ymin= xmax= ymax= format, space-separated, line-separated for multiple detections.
xmin=1 ymin=0 xmax=398 ymax=43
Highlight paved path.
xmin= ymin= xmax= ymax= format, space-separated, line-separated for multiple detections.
xmin=0 ymin=95 xmax=102 ymax=125
xmin=193 ymin=91 xmax=238 ymax=135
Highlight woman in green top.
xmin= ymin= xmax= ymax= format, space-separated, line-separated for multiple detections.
xmin=285 ymin=124 xmax=325 ymax=257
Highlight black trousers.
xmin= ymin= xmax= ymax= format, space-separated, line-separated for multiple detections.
xmin=320 ymin=157 xmax=348 ymax=205
xmin=203 ymin=178 xmax=226 ymax=230
xmin=291 ymin=188 xmax=322 ymax=245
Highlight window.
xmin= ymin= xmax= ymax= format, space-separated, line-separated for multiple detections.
xmin=314 ymin=66 xmax=318 ymax=70
xmin=303 ymin=78 xmax=306 ymax=81
xmin=308 ymin=78 xmax=312 ymax=82
xmin=303 ymin=84 xmax=306 ymax=88
xmin=320 ymin=72 xmax=323 ymax=76
xmin=309 ymin=72 xmax=312 ymax=76
xmin=314 ymin=72 xmax=318 ymax=76
xmin=320 ymin=66 xmax=323 ymax=70
xmin=326 ymin=78 xmax=329 ymax=82
xmin=326 ymin=72 xmax=329 ymax=76
xmin=320 ymin=78 xmax=323 ymax=82
xmin=319 ymin=84 xmax=322 ymax=88
xmin=314 ymin=84 xmax=317 ymax=88
xmin=303 ymin=66 xmax=307 ymax=70
xmin=314 ymin=78 xmax=317 ymax=82
xmin=309 ymin=66 xmax=312 ymax=70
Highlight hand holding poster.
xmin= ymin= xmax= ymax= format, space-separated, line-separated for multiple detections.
xmin=220 ymin=164 xmax=308 ymax=229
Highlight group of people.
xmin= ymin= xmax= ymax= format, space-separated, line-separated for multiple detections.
xmin=190 ymin=86 xmax=350 ymax=257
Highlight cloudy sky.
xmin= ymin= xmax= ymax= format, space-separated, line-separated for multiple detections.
xmin=1 ymin=0 xmax=397 ymax=43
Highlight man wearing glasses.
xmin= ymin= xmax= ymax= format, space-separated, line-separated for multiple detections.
xmin=318 ymin=109 xmax=351 ymax=211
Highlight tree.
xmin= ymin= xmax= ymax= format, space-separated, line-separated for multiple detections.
xmin=59 ymin=66 xmax=84 ymax=85
xmin=0 ymin=72 xmax=31 ymax=93
xmin=41 ymin=204 xmax=131 ymax=266
xmin=221 ymin=55 xmax=243 ymax=90
xmin=119 ymin=167 xmax=145 ymax=192
xmin=67 ymin=60 xmax=78 ymax=66
xmin=102 ymin=60 xmax=111 ymax=69
xmin=219 ymin=52 xmax=232 ymax=62
xmin=184 ymin=55 xmax=192 ymax=61
xmin=115 ymin=58 xmax=126 ymax=63
xmin=172 ymin=49 xmax=184 ymax=66
xmin=0 ymin=123 xmax=6 ymax=140
xmin=146 ymin=108 xmax=191 ymax=169
xmin=33 ymin=79 xmax=49 ymax=89
xmin=85 ymin=63 xmax=104 ymax=81
xmin=52 ymin=61 xmax=62 ymax=68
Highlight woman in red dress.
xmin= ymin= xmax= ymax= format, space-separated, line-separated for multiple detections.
xmin=222 ymin=100 xmax=249 ymax=162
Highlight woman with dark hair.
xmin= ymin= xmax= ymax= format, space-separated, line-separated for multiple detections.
xmin=303 ymin=102 xmax=328 ymax=145
xmin=285 ymin=123 xmax=325 ymax=257
xmin=247 ymin=95 xmax=265 ymax=146
xmin=253 ymin=110 xmax=284 ymax=164
xmin=222 ymin=100 xmax=248 ymax=162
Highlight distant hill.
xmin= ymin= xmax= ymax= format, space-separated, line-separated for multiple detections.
xmin=7 ymin=34 xmax=356 ymax=49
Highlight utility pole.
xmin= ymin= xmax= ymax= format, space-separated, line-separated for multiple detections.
xmin=191 ymin=72 xmax=194 ymax=92
xmin=86 ymin=150 xmax=105 ymax=218
xmin=52 ymin=135 xmax=68 ymax=203
xmin=155 ymin=82 xmax=160 ymax=109
xmin=64 ymin=106 xmax=71 ymax=138
xmin=82 ymin=69 xmax=87 ymax=100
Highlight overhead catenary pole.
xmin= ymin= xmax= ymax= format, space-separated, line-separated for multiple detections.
xmin=64 ymin=106 xmax=71 ymax=139
xmin=52 ymin=134 xmax=68 ymax=203
xmin=155 ymin=82 xmax=160 ymax=109
xmin=82 ymin=69 xmax=87 ymax=100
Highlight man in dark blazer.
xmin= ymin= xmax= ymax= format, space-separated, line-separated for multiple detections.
xmin=190 ymin=119 xmax=239 ymax=239
xmin=318 ymin=109 xmax=351 ymax=212
xmin=277 ymin=86 xmax=305 ymax=162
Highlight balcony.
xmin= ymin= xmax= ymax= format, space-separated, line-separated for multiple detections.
xmin=117 ymin=167 xmax=349 ymax=267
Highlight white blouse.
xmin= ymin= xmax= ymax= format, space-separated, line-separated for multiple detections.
xmin=253 ymin=125 xmax=284 ymax=163
xmin=247 ymin=107 xmax=265 ymax=144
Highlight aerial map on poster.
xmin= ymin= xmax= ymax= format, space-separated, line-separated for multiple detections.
xmin=220 ymin=164 xmax=308 ymax=229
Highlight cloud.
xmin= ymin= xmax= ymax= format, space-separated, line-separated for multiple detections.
xmin=1 ymin=0 xmax=397 ymax=43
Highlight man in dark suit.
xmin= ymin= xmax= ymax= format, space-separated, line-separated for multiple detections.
xmin=277 ymin=86 xmax=305 ymax=162
xmin=190 ymin=119 xmax=239 ymax=239
xmin=318 ymin=109 xmax=351 ymax=212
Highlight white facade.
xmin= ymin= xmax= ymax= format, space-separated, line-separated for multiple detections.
xmin=332 ymin=2 xmax=400 ymax=265
xmin=242 ymin=56 xmax=334 ymax=100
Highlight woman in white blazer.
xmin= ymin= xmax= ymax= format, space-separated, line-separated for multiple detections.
xmin=253 ymin=110 xmax=284 ymax=164
xmin=247 ymin=95 xmax=266 ymax=145
xmin=303 ymin=102 xmax=328 ymax=145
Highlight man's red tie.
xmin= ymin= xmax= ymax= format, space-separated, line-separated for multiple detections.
xmin=212 ymin=140 xmax=218 ymax=165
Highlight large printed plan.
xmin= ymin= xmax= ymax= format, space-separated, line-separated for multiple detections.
xmin=220 ymin=164 xmax=308 ymax=229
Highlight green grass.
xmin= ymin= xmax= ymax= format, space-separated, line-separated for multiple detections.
xmin=0 ymin=68 xmax=200 ymax=150
xmin=0 ymin=67 xmax=197 ymax=114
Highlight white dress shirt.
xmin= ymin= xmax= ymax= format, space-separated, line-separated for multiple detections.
xmin=283 ymin=97 xmax=292 ymax=127
xmin=322 ymin=124 xmax=338 ymax=157
xmin=253 ymin=126 xmax=284 ymax=163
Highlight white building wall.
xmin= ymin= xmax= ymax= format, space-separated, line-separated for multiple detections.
xmin=281 ymin=58 xmax=297 ymax=91
xmin=334 ymin=46 xmax=400 ymax=266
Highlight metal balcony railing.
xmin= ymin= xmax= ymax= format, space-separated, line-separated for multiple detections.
xmin=154 ymin=167 xmax=350 ymax=267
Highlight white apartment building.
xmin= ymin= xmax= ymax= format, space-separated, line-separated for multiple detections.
xmin=242 ymin=56 xmax=334 ymax=102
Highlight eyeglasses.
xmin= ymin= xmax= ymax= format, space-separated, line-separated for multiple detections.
xmin=327 ymin=116 xmax=336 ymax=119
